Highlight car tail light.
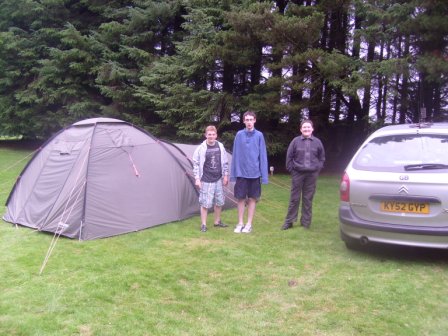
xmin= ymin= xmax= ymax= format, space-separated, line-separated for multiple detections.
xmin=340 ymin=172 xmax=350 ymax=202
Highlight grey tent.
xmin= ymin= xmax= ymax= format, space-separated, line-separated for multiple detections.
xmin=3 ymin=118 xmax=235 ymax=240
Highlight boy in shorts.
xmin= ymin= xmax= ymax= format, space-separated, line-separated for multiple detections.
xmin=230 ymin=111 xmax=269 ymax=233
xmin=193 ymin=126 xmax=229 ymax=232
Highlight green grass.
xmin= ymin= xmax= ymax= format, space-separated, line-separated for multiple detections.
xmin=1 ymin=147 xmax=448 ymax=335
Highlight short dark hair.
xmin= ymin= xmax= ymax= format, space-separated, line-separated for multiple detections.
xmin=243 ymin=110 xmax=256 ymax=120
xmin=300 ymin=119 xmax=313 ymax=128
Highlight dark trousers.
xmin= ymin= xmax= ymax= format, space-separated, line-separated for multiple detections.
xmin=284 ymin=170 xmax=319 ymax=227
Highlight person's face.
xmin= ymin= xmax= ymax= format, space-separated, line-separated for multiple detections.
xmin=244 ymin=115 xmax=256 ymax=131
xmin=205 ymin=130 xmax=217 ymax=145
xmin=300 ymin=122 xmax=313 ymax=138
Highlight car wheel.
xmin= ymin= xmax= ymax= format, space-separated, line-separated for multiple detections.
xmin=340 ymin=230 xmax=363 ymax=250
xmin=344 ymin=239 xmax=362 ymax=250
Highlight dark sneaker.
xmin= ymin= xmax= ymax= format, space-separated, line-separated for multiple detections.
xmin=281 ymin=223 xmax=293 ymax=230
xmin=200 ymin=224 xmax=207 ymax=232
xmin=214 ymin=221 xmax=228 ymax=228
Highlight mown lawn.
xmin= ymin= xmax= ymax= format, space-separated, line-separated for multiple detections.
xmin=1 ymin=146 xmax=447 ymax=336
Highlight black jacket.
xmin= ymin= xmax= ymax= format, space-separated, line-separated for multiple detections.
xmin=286 ymin=135 xmax=325 ymax=172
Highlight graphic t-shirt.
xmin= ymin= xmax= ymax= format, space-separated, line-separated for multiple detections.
xmin=201 ymin=143 xmax=222 ymax=182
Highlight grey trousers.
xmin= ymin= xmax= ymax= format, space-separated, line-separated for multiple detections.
xmin=284 ymin=170 xmax=319 ymax=227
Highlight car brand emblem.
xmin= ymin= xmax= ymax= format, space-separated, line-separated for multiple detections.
xmin=399 ymin=175 xmax=409 ymax=180
xmin=398 ymin=185 xmax=409 ymax=194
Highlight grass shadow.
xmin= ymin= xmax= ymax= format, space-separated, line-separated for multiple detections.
xmin=349 ymin=242 xmax=448 ymax=264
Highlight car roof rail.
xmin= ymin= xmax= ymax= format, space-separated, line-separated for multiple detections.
xmin=409 ymin=122 xmax=433 ymax=128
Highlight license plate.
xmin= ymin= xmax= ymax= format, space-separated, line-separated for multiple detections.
xmin=380 ymin=201 xmax=430 ymax=214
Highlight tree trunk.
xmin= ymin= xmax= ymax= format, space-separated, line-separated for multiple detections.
xmin=399 ymin=35 xmax=410 ymax=123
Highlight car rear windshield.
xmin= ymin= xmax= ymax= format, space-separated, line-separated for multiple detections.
xmin=353 ymin=134 xmax=448 ymax=172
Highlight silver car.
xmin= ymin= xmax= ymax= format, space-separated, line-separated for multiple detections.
xmin=339 ymin=123 xmax=448 ymax=249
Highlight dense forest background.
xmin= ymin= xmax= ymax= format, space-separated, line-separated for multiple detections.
xmin=0 ymin=0 xmax=447 ymax=170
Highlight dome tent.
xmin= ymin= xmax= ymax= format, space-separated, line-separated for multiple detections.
xmin=3 ymin=118 xmax=234 ymax=240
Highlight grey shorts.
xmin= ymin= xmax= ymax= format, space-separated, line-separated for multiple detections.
xmin=199 ymin=180 xmax=225 ymax=209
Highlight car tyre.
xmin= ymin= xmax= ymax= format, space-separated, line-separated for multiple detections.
xmin=341 ymin=230 xmax=363 ymax=250
xmin=344 ymin=240 xmax=362 ymax=250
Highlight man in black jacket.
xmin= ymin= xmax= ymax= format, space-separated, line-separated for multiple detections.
xmin=281 ymin=119 xmax=325 ymax=230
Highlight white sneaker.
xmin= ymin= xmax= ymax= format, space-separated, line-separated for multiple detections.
xmin=234 ymin=224 xmax=244 ymax=233
xmin=241 ymin=225 xmax=252 ymax=233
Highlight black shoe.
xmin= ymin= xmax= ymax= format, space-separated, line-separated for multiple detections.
xmin=201 ymin=224 xmax=207 ymax=232
xmin=214 ymin=221 xmax=228 ymax=228
xmin=281 ymin=223 xmax=293 ymax=230
xmin=301 ymin=223 xmax=310 ymax=229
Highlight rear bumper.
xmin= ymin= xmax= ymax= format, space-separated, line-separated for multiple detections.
xmin=339 ymin=205 xmax=448 ymax=248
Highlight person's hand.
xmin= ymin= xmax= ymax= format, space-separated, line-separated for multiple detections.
xmin=223 ymin=175 xmax=229 ymax=186
xmin=195 ymin=179 xmax=201 ymax=189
